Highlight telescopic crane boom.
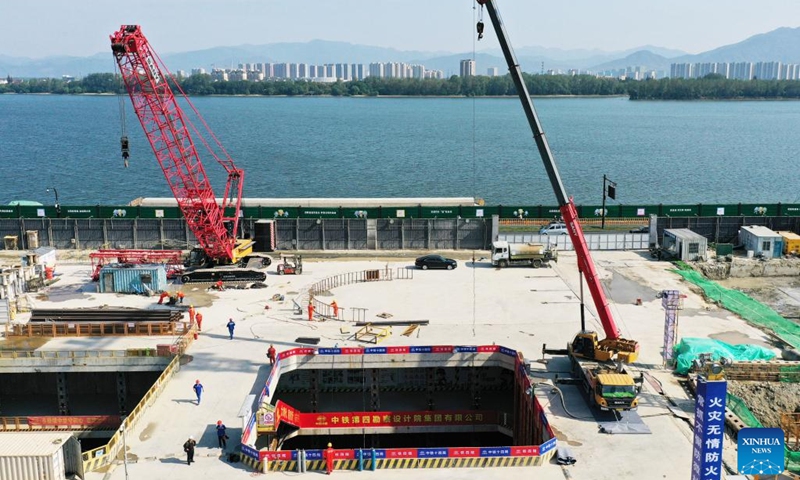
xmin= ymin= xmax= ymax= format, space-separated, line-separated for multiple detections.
xmin=110 ymin=25 xmax=270 ymax=284
xmin=476 ymin=0 xmax=639 ymax=363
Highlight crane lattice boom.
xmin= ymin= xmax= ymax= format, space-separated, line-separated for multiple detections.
xmin=110 ymin=25 xmax=243 ymax=263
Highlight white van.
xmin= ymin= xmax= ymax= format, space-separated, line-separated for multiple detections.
xmin=539 ymin=222 xmax=568 ymax=235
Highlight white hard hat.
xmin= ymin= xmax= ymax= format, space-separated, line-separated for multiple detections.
xmin=189 ymin=435 xmax=194 ymax=440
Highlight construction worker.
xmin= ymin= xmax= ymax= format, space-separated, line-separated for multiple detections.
xmin=188 ymin=305 xmax=196 ymax=325
xmin=214 ymin=279 xmax=225 ymax=291
xmin=195 ymin=312 xmax=203 ymax=331
xmin=216 ymin=420 xmax=228 ymax=449
xmin=193 ymin=380 xmax=204 ymax=405
xmin=177 ymin=290 xmax=185 ymax=304
xmin=157 ymin=291 xmax=170 ymax=304
xmin=325 ymin=442 xmax=334 ymax=475
xmin=331 ymin=300 xmax=339 ymax=318
xmin=307 ymin=302 xmax=315 ymax=321
xmin=267 ymin=344 xmax=276 ymax=365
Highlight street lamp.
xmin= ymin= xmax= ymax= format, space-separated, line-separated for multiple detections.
xmin=46 ymin=187 xmax=61 ymax=218
xmin=601 ymin=175 xmax=616 ymax=229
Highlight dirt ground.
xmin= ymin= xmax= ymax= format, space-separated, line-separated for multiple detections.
xmin=718 ymin=276 xmax=800 ymax=321
xmin=727 ymin=380 xmax=800 ymax=428
xmin=714 ymin=274 xmax=800 ymax=430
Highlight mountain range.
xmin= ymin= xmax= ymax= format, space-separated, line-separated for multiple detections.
xmin=4 ymin=27 xmax=800 ymax=78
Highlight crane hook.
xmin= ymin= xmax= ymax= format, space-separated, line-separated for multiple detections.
xmin=120 ymin=135 xmax=130 ymax=168
xmin=477 ymin=20 xmax=484 ymax=41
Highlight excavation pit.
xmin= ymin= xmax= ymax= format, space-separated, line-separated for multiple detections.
xmin=242 ymin=345 xmax=556 ymax=471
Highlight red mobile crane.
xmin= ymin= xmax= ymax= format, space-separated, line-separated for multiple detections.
xmin=476 ymin=0 xmax=639 ymax=365
xmin=110 ymin=25 xmax=271 ymax=284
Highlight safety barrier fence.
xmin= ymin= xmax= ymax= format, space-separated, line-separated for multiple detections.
xmin=241 ymin=442 xmax=557 ymax=472
xmin=81 ymin=325 xmax=197 ymax=473
xmin=5 ymin=202 xmax=800 ymax=220
xmin=306 ymin=267 xmax=411 ymax=321
xmin=5 ymin=321 xmax=189 ymax=338
xmin=500 ymin=217 xmax=646 ymax=228
xmin=498 ymin=232 xmax=649 ymax=251
xmin=242 ymin=344 xmax=555 ymax=472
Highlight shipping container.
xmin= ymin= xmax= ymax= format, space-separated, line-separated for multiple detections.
xmin=662 ymin=229 xmax=708 ymax=262
xmin=32 ymin=247 xmax=57 ymax=268
xmin=0 ymin=432 xmax=83 ymax=480
xmin=739 ymin=225 xmax=783 ymax=259
xmin=99 ymin=264 xmax=168 ymax=294
xmin=777 ymin=231 xmax=800 ymax=255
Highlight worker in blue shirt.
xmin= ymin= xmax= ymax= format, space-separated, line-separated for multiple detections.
xmin=216 ymin=420 xmax=228 ymax=448
xmin=193 ymin=380 xmax=204 ymax=405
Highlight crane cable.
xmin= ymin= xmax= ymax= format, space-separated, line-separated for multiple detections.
xmin=114 ymin=61 xmax=130 ymax=168
xmin=471 ymin=0 xmax=479 ymax=338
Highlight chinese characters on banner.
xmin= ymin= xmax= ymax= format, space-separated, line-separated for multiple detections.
xmin=299 ymin=410 xmax=496 ymax=428
xmin=691 ymin=378 xmax=726 ymax=480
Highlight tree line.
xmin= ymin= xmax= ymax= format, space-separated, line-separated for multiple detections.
xmin=4 ymin=72 xmax=800 ymax=99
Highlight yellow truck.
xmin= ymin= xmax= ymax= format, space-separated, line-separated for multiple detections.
xmin=543 ymin=342 xmax=643 ymax=412
xmin=572 ymin=355 xmax=641 ymax=411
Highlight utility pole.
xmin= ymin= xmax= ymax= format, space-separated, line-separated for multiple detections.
xmin=120 ymin=421 xmax=130 ymax=480
xmin=601 ymin=175 xmax=616 ymax=229
xmin=46 ymin=187 xmax=60 ymax=218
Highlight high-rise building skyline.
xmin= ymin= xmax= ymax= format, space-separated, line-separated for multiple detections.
xmin=460 ymin=59 xmax=476 ymax=78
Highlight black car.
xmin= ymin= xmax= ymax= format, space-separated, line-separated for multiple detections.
xmin=629 ymin=226 xmax=649 ymax=234
xmin=415 ymin=254 xmax=457 ymax=270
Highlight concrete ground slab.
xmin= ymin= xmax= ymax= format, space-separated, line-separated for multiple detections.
xmin=1 ymin=251 xmax=774 ymax=479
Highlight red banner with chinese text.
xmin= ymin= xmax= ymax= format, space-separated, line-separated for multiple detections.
xmin=293 ymin=409 xmax=497 ymax=429
xmin=26 ymin=415 xmax=121 ymax=428
xmin=274 ymin=400 xmax=302 ymax=428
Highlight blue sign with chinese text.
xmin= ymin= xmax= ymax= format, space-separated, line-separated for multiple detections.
xmin=691 ymin=378 xmax=726 ymax=480
xmin=738 ymin=427 xmax=784 ymax=475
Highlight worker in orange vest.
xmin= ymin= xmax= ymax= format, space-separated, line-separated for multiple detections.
xmin=177 ymin=290 xmax=185 ymax=304
xmin=325 ymin=442 xmax=335 ymax=475
xmin=307 ymin=302 xmax=315 ymax=321
xmin=157 ymin=291 xmax=170 ymax=304
xmin=267 ymin=344 xmax=276 ymax=365
xmin=188 ymin=305 xmax=196 ymax=325
xmin=331 ymin=300 xmax=339 ymax=318
xmin=195 ymin=312 xmax=203 ymax=331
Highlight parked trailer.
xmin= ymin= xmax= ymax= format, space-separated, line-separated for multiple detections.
xmin=491 ymin=240 xmax=557 ymax=268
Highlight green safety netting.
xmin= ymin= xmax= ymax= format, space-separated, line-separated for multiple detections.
xmin=672 ymin=264 xmax=800 ymax=351
xmin=673 ymin=338 xmax=776 ymax=375
xmin=728 ymin=392 xmax=800 ymax=474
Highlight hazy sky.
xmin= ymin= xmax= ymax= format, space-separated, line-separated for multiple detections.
xmin=3 ymin=0 xmax=799 ymax=58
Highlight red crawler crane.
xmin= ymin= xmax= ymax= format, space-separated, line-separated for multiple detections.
xmin=110 ymin=25 xmax=270 ymax=284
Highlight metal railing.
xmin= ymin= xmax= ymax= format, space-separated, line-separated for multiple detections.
xmin=306 ymin=267 xmax=393 ymax=321
xmin=81 ymin=325 xmax=197 ymax=473
xmin=6 ymin=321 xmax=189 ymax=338
xmin=0 ymin=349 xmax=133 ymax=359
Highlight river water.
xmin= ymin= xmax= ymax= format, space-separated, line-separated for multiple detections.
xmin=1 ymin=94 xmax=798 ymax=206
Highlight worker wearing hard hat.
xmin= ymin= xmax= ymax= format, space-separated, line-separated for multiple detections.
xmin=325 ymin=442 xmax=335 ymax=474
